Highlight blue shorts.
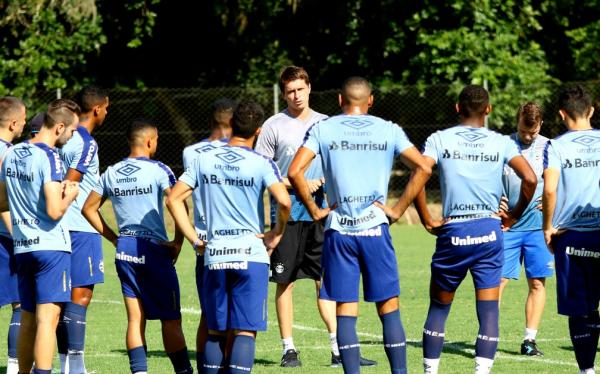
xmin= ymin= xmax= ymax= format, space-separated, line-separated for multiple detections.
xmin=553 ymin=230 xmax=600 ymax=317
xmin=320 ymin=224 xmax=400 ymax=303
xmin=0 ymin=235 xmax=19 ymax=306
xmin=502 ymin=230 xmax=554 ymax=280
xmin=115 ymin=237 xmax=181 ymax=320
xmin=16 ymin=250 xmax=71 ymax=312
xmin=432 ymin=218 xmax=503 ymax=292
xmin=195 ymin=253 xmax=205 ymax=309
xmin=70 ymin=231 xmax=104 ymax=287
xmin=202 ymin=262 xmax=269 ymax=332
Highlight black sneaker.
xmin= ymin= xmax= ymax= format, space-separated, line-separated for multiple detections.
xmin=281 ymin=349 xmax=302 ymax=367
xmin=330 ymin=353 xmax=377 ymax=367
xmin=521 ymin=339 xmax=544 ymax=356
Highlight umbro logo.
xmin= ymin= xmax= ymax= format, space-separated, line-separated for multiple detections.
xmin=116 ymin=164 xmax=141 ymax=177
xmin=456 ymin=130 xmax=487 ymax=142
xmin=14 ymin=148 xmax=32 ymax=159
xmin=572 ymin=135 xmax=600 ymax=148
xmin=340 ymin=118 xmax=374 ymax=129
xmin=329 ymin=141 xmax=339 ymax=151
xmin=195 ymin=144 xmax=217 ymax=153
xmin=563 ymin=159 xmax=573 ymax=168
xmin=215 ymin=150 xmax=244 ymax=164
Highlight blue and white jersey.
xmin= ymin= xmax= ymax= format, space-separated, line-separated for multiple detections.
xmin=93 ymin=157 xmax=176 ymax=242
xmin=423 ymin=125 xmax=520 ymax=219
xmin=60 ymin=126 xmax=100 ymax=233
xmin=0 ymin=139 xmax=13 ymax=238
xmin=182 ymin=138 xmax=227 ymax=239
xmin=302 ymin=114 xmax=413 ymax=232
xmin=543 ymin=129 xmax=600 ymax=231
xmin=1 ymin=142 xmax=70 ymax=254
xmin=503 ymin=134 xmax=548 ymax=231
xmin=179 ymin=145 xmax=282 ymax=265
xmin=256 ymin=109 xmax=328 ymax=222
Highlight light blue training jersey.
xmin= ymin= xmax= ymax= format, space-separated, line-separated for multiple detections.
xmin=93 ymin=157 xmax=176 ymax=242
xmin=301 ymin=114 xmax=413 ymax=232
xmin=255 ymin=109 xmax=328 ymax=222
xmin=543 ymin=129 xmax=600 ymax=231
xmin=60 ymin=126 xmax=100 ymax=232
xmin=1 ymin=142 xmax=70 ymax=254
xmin=182 ymin=138 xmax=227 ymax=239
xmin=502 ymin=133 xmax=548 ymax=231
xmin=423 ymin=125 xmax=520 ymax=219
xmin=0 ymin=139 xmax=13 ymax=238
xmin=179 ymin=145 xmax=282 ymax=265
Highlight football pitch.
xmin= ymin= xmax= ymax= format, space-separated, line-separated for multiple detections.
xmin=0 ymin=224 xmax=580 ymax=373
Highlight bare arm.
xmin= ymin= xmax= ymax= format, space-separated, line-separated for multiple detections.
xmin=166 ymin=181 xmax=198 ymax=250
xmin=163 ymin=186 xmax=188 ymax=263
xmin=44 ymin=181 xmax=79 ymax=220
xmin=260 ymin=182 xmax=291 ymax=254
xmin=65 ymin=168 xmax=84 ymax=183
xmin=288 ymin=147 xmax=330 ymax=220
xmin=0 ymin=182 xmax=11 ymax=234
xmin=82 ymin=191 xmax=118 ymax=247
xmin=542 ymin=168 xmax=560 ymax=252
xmin=500 ymin=155 xmax=537 ymax=228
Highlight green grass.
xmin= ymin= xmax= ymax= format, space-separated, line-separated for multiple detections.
xmin=0 ymin=224 xmax=581 ymax=373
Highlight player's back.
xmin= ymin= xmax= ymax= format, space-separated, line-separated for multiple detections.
xmin=302 ymin=114 xmax=413 ymax=232
xmin=424 ymin=125 xmax=519 ymax=218
xmin=2 ymin=142 xmax=70 ymax=253
xmin=544 ymin=129 xmax=600 ymax=230
xmin=97 ymin=157 xmax=175 ymax=242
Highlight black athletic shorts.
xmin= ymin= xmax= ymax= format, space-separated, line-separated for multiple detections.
xmin=270 ymin=220 xmax=324 ymax=283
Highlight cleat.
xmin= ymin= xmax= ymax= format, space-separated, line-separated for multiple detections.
xmin=359 ymin=356 xmax=377 ymax=366
xmin=521 ymin=339 xmax=544 ymax=356
xmin=281 ymin=349 xmax=302 ymax=367
xmin=330 ymin=353 xmax=377 ymax=367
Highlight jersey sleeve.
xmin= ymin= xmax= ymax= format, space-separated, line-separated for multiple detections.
xmin=503 ymin=135 xmax=521 ymax=163
xmin=182 ymin=148 xmax=193 ymax=171
xmin=93 ymin=172 xmax=108 ymax=197
xmin=422 ymin=133 xmax=440 ymax=162
xmin=255 ymin=122 xmax=276 ymax=159
xmin=392 ymin=124 xmax=414 ymax=156
xmin=66 ymin=135 xmax=96 ymax=174
xmin=262 ymin=158 xmax=283 ymax=188
xmin=178 ymin=157 xmax=199 ymax=189
xmin=156 ymin=162 xmax=177 ymax=189
xmin=301 ymin=122 xmax=320 ymax=155
xmin=42 ymin=149 xmax=64 ymax=183
xmin=543 ymin=141 xmax=561 ymax=170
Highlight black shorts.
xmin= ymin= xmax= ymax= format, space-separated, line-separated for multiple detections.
xmin=270 ymin=221 xmax=324 ymax=283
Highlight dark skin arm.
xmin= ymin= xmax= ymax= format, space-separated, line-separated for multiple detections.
xmin=288 ymin=147 xmax=332 ymax=221
xmin=498 ymin=155 xmax=537 ymax=230
xmin=65 ymin=168 xmax=84 ymax=183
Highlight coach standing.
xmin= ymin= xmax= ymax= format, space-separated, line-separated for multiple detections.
xmin=543 ymin=85 xmax=600 ymax=374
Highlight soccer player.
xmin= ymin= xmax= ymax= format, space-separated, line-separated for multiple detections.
xmin=181 ymin=98 xmax=235 ymax=369
xmin=288 ymin=76 xmax=432 ymax=374
xmin=498 ymin=102 xmax=553 ymax=356
xmin=414 ymin=85 xmax=537 ymax=374
xmin=0 ymin=99 xmax=80 ymax=374
xmin=256 ymin=66 xmax=375 ymax=367
xmin=57 ymin=86 xmax=109 ymax=374
xmin=0 ymin=97 xmax=26 ymax=374
xmin=167 ymin=101 xmax=291 ymax=373
xmin=82 ymin=119 xmax=193 ymax=374
xmin=543 ymin=85 xmax=600 ymax=374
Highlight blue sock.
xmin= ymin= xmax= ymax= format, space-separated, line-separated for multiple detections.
xmin=569 ymin=316 xmax=595 ymax=370
xmin=475 ymin=300 xmax=499 ymax=359
xmin=380 ymin=310 xmax=407 ymax=374
xmin=32 ymin=369 xmax=51 ymax=374
xmin=229 ymin=335 xmax=255 ymax=373
xmin=196 ymin=351 xmax=203 ymax=374
xmin=8 ymin=306 xmax=20 ymax=359
xmin=423 ymin=300 xmax=452 ymax=359
xmin=64 ymin=302 xmax=87 ymax=351
xmin=167 ymin=348 xmax=193 ymax=374
xmin=127 ymin=346 xmax=147 ymax=373
xmin=587 ymin=310 xmax=600 ymax=361
xmin=337 ymin=316 xmax=360 ymax=374
xmin=203 ymin=334 xmax=226 ymax=374
xmin=57 ymin=308 xmax=68 ymax=355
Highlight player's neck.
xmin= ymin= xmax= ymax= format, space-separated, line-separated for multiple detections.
xmin=32 ymin=131 xmax=58 ymax=148
xmin=128 ymin=148 xmax=151 ymax=159
xmin=460 ymin=116 xmax=485 ymax=128
xmin=228 ymin=136 xmax=254 ymax=149
xmin=565 ymin=118 xmax=593 ymax=131
xmin=0 ymin=128 xmax=15 ymax=144
xmin=78 ymin=115 xmax=96 ymax=134
xmin=342 ymin=104 xmax=369 ymax=115
xmin=287 ymin=106 xmax=311 ymax=121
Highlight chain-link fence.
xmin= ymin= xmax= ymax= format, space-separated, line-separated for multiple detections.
xmin=27 ymin=81 xmax=600 ymax=199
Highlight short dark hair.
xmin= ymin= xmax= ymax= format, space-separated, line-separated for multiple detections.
xmin=126 ymin=118 xmax=157 ymax=143
xmin=231 ymin=101 xmax=264 ymax=139
xmin=209 ymin=98 xmax=236 ymax=129
xmin=517 ymin=102 xmax=543 ymax=128
xmin=0 ymin=96 xmax=25 ymax=123
xmin=279 ymin=66 xmax=310 ymax=94
xmin=558 ymin=85 xmax=593 ymax=121
xmin=75 ymin=86 xmax=109 ymax=113
xmin=458 ymin=85 xmax=489 ymax=118
xmin=44 ymin=99 xmax=81 ymax=129
xmin=341 ymin=76 xmax=372 ymax=103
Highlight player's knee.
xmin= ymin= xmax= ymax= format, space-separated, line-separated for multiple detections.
xmin=528 ymin=278 xmax=545 ymax=291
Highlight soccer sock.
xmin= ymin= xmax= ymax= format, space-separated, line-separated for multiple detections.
xmin=423 ymin=358 xmax=440 ymax=374
xmin=203 ymin=334 xmax=226 ymax=373
xmin=229 ymin=335 xmax=256 ymax=374
xmin=196 ymin=351 xmax=203 ymax=374
xmin=8 ymin=306 xmax=20 ymax=359
xmin=380 ymin=310 xmax=407 ymax=374
xmin=281 ymin=337 xmax=295 ymax=355
xmin=474 ymin=357 xmax=494 ymax=374
xmin=569 ymin=316 xmax=595 ymax=371
xmin=64 ymin=302 xmax=88 ymax=374
xmin=474 ymin=300 xmax=499 ymax=360
xmin=57 ymin=308 xmax=68 ymax=373
xmin=127 ymin=346 xmax=147 ymax=374
xmin=524 ymin=327 xmax=537 ymax=341
xmin=32 ymin=369 xmax=52 ymax=374
xmin=337 ymin=316 xmax=360 ymax=374
xmin=423 ymin=300 xmax=452 ymax=359
xmin=587 ymin=310 xmax=600 ymax=362
xmin=167 ymin=347 xmax=193 ymax=374
xmin=330 ymin=332 xmax=340 ymax=356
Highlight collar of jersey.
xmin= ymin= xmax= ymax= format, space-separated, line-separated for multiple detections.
xmin=0 ymin=138 xmax=12 ymax=147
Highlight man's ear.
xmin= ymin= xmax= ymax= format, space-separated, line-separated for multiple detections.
xmin=587 ymin=106 xmax=595 ymax=120
xmin=558 ymin=109 xmax=567 ymax=122
xmin=368 ymin=95 xmax=374 ymax=108
xmin=338 ymin=94 xmax=344 ymax=108
xmin=485 ymin=104 xmax=492 ymax=115
xmin=455 ymin=103 xmax=460 ymax=114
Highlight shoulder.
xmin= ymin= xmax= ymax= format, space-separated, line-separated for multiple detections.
xmin=262 ymin=112 xmax=288 ymax=129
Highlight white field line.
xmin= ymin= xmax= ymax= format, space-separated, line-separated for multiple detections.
xmin=93 ymin=299 xmax=576 ymax=367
